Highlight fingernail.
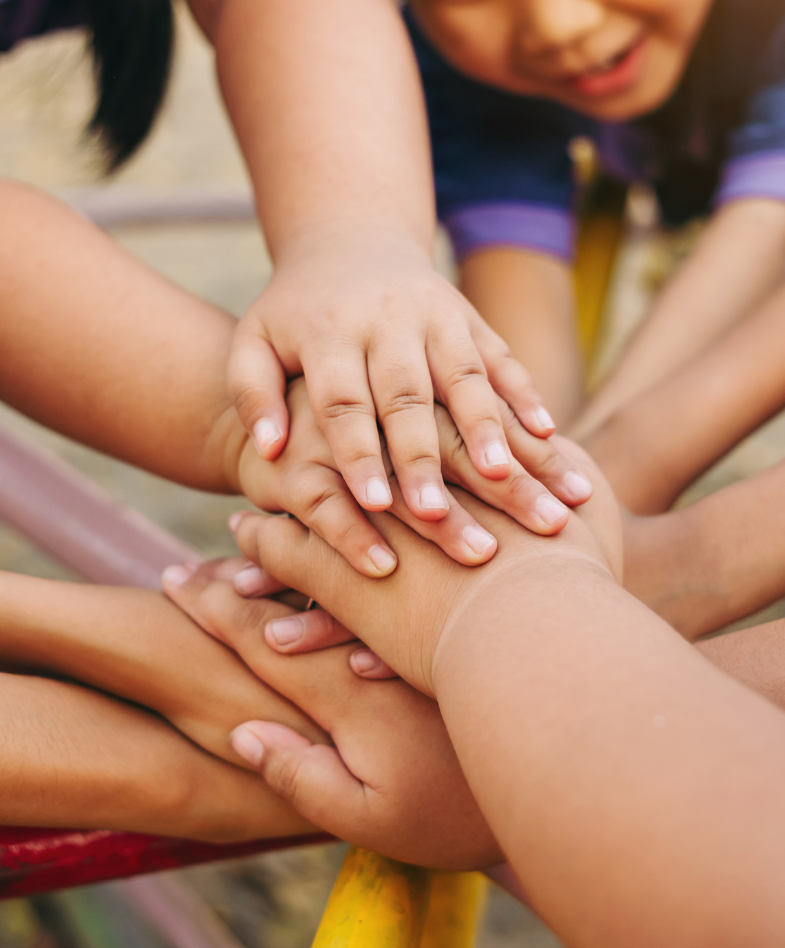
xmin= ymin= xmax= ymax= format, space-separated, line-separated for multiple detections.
xmin=234 ymin=565 xmax=267 ymax=596
xmin=462 ymin=525 xmax=496 ymax=556
xmin=253 ymin=418 xmax=283 ymax=456
xmin=365 ymin=476 xmax=392 ymax=507
xmin=537 ymin=494 xmax=569 ymax=526
xmin=484 ymin=441 xmax=509 ymax=468
xmin=419 ymin=484 xmax=449 ymax=511
xmin=267 ymin=616 xmax=304 ymax=646
xmin=368 ymin=544 xmax=397 ymax=575
xmin=563 ymin=470 xmax=593 ymax=501
xmin=535 ymin=407 xmax=555 ymax=430
xmin=228 ymin=512 xmax=244 ymax=533
xmin=162 ymin=564 xmax=196 ymax=586
xmin=231 ymin=726 xmax=265 ymax=767
xmin=352 ymin=649 xmax=382 ymax=674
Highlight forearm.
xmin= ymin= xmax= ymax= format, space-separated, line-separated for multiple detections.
xmin=582 ymin=276 xmax=785 ymax=513
xmin=0 ymin=572 xmax=325 ymax=764
xmin=203 ymin=0 xmax=434 ymax=258
xmin=624 ymin=460 xmax=785 ymax=638
xmin=459 ymin=249 xmax=582 ymax=425
xmin=434 ymin=559 xmax=785 ymax=946
xmin=697 ymin=621 xmax=785 ymax=712
xmin=573 ymin=198 xmax=785 ymax=438
xmin=0 ymin=179 xmax=241 ymax=492
xmin=0 ymin=672 xmax=311 ymax=841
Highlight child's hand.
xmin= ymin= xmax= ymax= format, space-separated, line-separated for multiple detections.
xmin=232 ymin=378 xmax=592 ymax=581
xmin=229 ymin=226 xmax=557 ymax=522
xmin=164 ymin=558 xmax=502 ymax=870
xmin=230 ymin=439 xmax=621 ymax=696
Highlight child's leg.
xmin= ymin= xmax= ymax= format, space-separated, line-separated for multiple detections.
xmin=696 ymin=621 xmax=785 ymax=712
xmin=623 ymin=459 xmax=785 ymax=640
xmin=572 ymin=198 xmax=785 ymax=438
xmin=582 ymin=278 xmax=785 ymax=513
xmin=459 ymin=248 xmax=583 ymax=426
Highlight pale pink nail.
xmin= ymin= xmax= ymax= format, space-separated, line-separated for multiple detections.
xmin=253 ymin=418 xmax=283 ymax=456
xmin=368 ymin=544 xmax=397 ymax=575
xmin=267 ymin=616 xmax=304 ymax=646
xmin=484 ymin=441 xmax=509 ymax=468
xmin=537 ymin=494 xmax=568 ymax=526
xmin=228 ymin=512 xmax=244 ymax=532
xmin=463 ymin=525 xmax=496 ymax=556
xmin=563 ymin=470 xmax=592 ymax=501
xmin=162 ymin=564 xmax=196 ymax=586
xmin=352 ymin=649 xmax=382 ymax=674
xmin=365 ymin=476 xmax=392 ymax=507
xmin=419 ymin=484 xmax=448 ymax=511
xmin=234 ymin=565 xmax=267 ymax=596
xmin=231 ymin=726 xmax=265 ymax=767
xmin=535 ymin=407 xmax=555 ymax=431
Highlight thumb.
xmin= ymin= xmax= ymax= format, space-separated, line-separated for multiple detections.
xmin=228 ymin=328 xmax=290 ymax=461
xmin=231 ymin=721 xmax=366 ymax=835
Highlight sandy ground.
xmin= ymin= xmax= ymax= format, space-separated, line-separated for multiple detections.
xmin=1 ymin=6 xmax=784 ymax=947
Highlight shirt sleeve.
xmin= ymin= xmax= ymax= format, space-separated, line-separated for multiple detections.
xmin=407 ymin=9 xmax=583 ymax=262
xmin=716 ymin=78 xmax=785 ymax=206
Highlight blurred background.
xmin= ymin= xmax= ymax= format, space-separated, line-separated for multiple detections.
xmin=1 ymin=3 xmax=783 ymax=946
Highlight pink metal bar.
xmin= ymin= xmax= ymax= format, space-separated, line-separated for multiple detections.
xmin=0 ymin=424 xmax=198 ymax=587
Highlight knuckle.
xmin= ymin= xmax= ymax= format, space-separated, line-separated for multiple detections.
xmin=229 ymin=384 xmax=269 ymax=424
xmin=443 ymin=361 xmax=487 ymax=391
xmin=379 ymin=389 xmax=432 ymax=418
xmin=316 ymin=394 xmax=375 ymax=424
xmin=269 ymin=753 xmax=307 ymax=802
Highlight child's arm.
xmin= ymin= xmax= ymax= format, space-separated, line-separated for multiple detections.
xmin=0 ymin=671 xmax=311 ymax=841
xmin=0 ymin=569 xmax=325 ymax=767
xmin=581 ymin=276 xmax=785 ymax=514
xmin=229 ymin=475 xmax=785 ymax=945
xmin=459 ymin=249 xmax=583 ymax=426
xmin=572 ymin=198 xmax=785 ymax=438
xmin=0 ymin=180 xmax=589 ymax=576
xmin=185 ymin=0 xmax=554 ymax=524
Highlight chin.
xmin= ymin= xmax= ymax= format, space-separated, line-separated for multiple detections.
xmin=561 ymin=54 xmax=686 ymax=123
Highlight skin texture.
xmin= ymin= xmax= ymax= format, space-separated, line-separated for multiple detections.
xmin=188 ymin=0 xmax=558 ymax=525
xmin=228 ymin=479 xmax=785 ymax=947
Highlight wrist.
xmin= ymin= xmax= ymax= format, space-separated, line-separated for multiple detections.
xmin=273 ymin=217 xmax=433 ymax=268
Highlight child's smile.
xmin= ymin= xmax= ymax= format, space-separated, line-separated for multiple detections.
xmin=410 ymin=0 xmax=714 ymax=120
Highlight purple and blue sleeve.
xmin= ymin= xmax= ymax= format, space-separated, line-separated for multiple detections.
xmin=716 ymin=80 xmax=785 ymax=207
xmin=407 ymin=8 xmax=584 ymax=263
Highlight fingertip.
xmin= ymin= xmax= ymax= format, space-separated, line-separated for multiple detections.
xmin=231 ymin=724 xmax=266 ymax=768
xmin=350 ymin=648 xmax=396 ymax=679
xmin=461 ymin=524 xmax=497 ymax=562
xmin=252 ymin=417 xmax=288 ymax=461
xmin=363 ymin=476 xmax=393 ymax=511
xmin=562 ymin=470 xmax=594 ymax=505
xmin=367 ymin=544 xmax=398 ymax=577
xmin=536 ymin=494 xmax=570 ymax=532
xmin=161 ymin=562 xmax=198 ymax=589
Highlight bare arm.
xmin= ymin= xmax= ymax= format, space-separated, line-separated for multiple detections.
xmin=0 ymin=672 xmax=311 ymax=841
xmin=582 ymin=276 xmax=785 ymax=513
xmin=573 ymin=199 xmax=785 ymax=438
xmin=459 ymin=248 xmax=582 ymax=426
xmin=232 ymin=484 xmax=785 ymax=946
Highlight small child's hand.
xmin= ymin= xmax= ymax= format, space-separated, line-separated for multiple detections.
xmin=233 ymin=377 xmax=592 ymax=581
xmin=163 ymin=558 xmax=502 ymax=870
xmin=230 ymin=440 xmax=621 ymax=697
xmin=228 ymin=225 xmax=556 ymax=522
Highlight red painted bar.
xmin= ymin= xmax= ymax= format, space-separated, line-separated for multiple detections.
xmin=0 ymin=423 xmax=333 ymax=898
xmin=0 ymin=828 xmax=331 ymax=900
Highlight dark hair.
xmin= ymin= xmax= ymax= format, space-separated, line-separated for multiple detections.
xmin=81 ymin=0 xmax=174 ymax=171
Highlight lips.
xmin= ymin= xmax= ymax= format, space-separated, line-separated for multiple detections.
xmin=566 ymin=38 xmax=648 ymax=98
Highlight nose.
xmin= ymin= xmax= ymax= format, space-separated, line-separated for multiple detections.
xmin=518 ymin=0 xmax=606 ymax=54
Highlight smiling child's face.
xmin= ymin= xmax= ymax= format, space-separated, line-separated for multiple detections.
xmin=410 ymin=0 xmax=714 ymax=120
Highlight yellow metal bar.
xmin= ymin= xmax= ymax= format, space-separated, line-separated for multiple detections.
xmin=419 ymin=872 xmax=487 ymax=948
xmin=573 ymin=177 xmax=628 ymax=361
xmin=311 ymin=847 xmax=432 ymax=948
